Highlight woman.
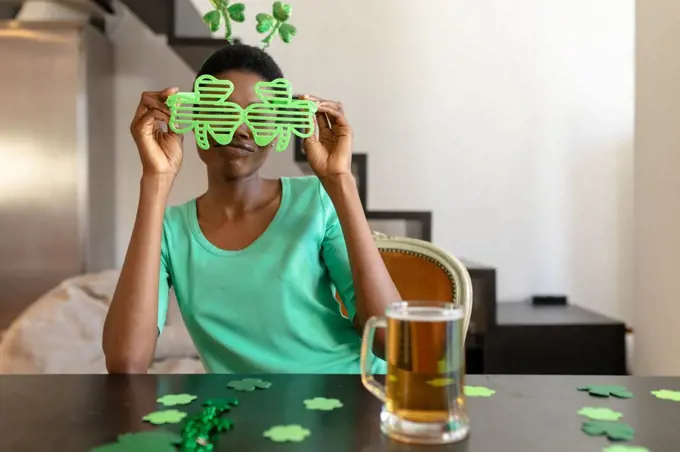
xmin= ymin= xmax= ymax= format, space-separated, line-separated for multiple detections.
xmin=102 ymin=43 xmax=400 ymax=374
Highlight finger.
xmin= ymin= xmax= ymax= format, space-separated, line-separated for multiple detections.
xmin=317 ymin=103 xmax=350 ymax=129
xmin=318 ymin=100 xmax=344 ymax=114
xmin=302 ymin=134 xmax=318 ymax=153
xmin=142 ymin=96 xmax=172 ymax=116
xmin=300 ymin=107 xmax=320 ymax=148
xmin=134 ymin=88 xmax=178 ymax=119
xmin=303 ymin=117 xmax=323 ymax=153
xmin=133 ymin=90 xmax=162 ymax=118
xmin=300 ymin=94 xmax=324 ymax=103
xmin=134 ymin=109 xmax=170 ymax=132
xmin=315 ymin=111 xmax=331 ymax=135
xmin=301 ymin=96 xmax=344 ymax=114
xmin=154 ymin=127 xmax=162 ymax=143
xmin=300 ymin=95 xmax=342 ymax=136
xmin=159 ymin=86 xmax=179 ymax=101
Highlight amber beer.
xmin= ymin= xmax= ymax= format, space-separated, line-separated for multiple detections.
xmin=361 ymin=301 xmax=469 ymax=445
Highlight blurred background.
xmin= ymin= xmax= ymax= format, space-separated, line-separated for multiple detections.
xmin=0 ymin=0 xmax=675 ymax=377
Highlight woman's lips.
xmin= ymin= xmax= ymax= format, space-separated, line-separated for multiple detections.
xmin=215 ymin=142 xmax=255 ymax=157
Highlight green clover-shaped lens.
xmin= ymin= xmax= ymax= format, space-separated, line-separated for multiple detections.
xmin=245 ymin=79 xmax=317 ymax=152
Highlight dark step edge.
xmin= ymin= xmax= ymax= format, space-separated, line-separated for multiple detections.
xmin=294 ymin=138 xmax=432 ymax=242
xmin=119 ymin=0 xmax=168 ymax=34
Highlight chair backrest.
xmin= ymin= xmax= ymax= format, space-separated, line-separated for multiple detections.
xmin=372 ymin=232 xmax=473 ymax=337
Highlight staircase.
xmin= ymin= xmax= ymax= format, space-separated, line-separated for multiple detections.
xmin=122 ymin=0 xmax=433 ymax=241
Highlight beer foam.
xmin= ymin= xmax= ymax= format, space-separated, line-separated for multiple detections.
xmin=386 ymin=306 xmax=464 ymax=322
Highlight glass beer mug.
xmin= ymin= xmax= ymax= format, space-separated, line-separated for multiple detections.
xmin=360 ymin=301 xmax=469 ymax=445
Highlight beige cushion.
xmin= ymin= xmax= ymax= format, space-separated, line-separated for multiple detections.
xmin=0 ymin=270 xmax=203 ymax=374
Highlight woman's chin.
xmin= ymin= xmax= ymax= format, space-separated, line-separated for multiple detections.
xmin=218 ymin=160 xmax=262 ymax=182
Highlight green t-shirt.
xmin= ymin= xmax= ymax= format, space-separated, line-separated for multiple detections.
xmin=157 ymin=176 xmax=386 ymax=374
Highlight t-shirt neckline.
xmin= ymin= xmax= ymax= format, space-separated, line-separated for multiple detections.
xmin=189 ymin=177 xmax=290 ymax=257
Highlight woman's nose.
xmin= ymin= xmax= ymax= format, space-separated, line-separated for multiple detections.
xmin=234 ymin=121 xmax=252 ymax=139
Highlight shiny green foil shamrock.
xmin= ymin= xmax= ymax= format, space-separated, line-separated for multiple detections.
xmin=202 ymin=398 xmax=240 ymax=410
xmin=180 ymin=402 xmax=235 ymax=451
xmin=256 ymin=2 xmax=297 ymax=49
xmin=202 ymin=0 xmax=246 ymax=43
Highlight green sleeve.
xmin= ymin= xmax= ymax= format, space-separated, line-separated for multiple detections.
xmin=157 ymin=221 xmax=172 ymax=334
xmin=318 ymin=180 xmax=356 ymax=321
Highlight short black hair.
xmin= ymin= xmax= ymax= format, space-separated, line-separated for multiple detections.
xmin=197 ymin=39 xmax=284 ymax=81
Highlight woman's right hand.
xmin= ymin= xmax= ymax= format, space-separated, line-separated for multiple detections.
xmin=130 ymin=87 xmax=184 ymax=177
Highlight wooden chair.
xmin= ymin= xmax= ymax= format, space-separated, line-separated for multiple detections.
xmin=337 ymin=232 xmax=473 ymax=338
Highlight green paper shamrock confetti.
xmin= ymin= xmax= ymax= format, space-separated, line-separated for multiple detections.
xmin=142 ymin=409 xmax=187 ymax=425
xmin=90 ymin=431 xmax=181 ymax=452
xmin=256 ymin=2 xmax=297 ymax=49
xmin=303 ymin=397 xmax=344 ymax=411
xmin=427 ymin=378 xmax=456 ymax=387
xmin=578 ymin=385 xmax=633 ymax=399
xmin=156 ymin=393 xmax=198 ymax=406
xmin=227 ymin=378 xmax=272 ymax=392
xmin=464 ymin=386 xmax=496 ymax=397
xmin=582 ymin=420 xmax=635 ymax=441
xmin=202 ymin=0 xmax=247 ymax=42
xmin=245 ymin=79 xmax=317 ymax=151
xmin=166 ymin=75 xmax=317 ymax=152
xmin=602 ymin=446 xmax=650 ymax=452
xmin=263 ymin=425 xmax=311 ymax=443
xmin=578 ymin=407 xmax=623 ymax=421
xmin=651 ymin=389 xmax=680 ymax=401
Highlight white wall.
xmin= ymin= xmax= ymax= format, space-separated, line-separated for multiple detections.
xmin=633 ymin=0 xmax=680 ymax=375
xmin=113 ymin=0 xmax=635 ymax=321
xmin=190 ymin=0 xmax=635 ymax=321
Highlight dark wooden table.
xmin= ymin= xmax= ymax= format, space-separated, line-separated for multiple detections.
xmin=1 ymin=374 xmax=676 ymax=451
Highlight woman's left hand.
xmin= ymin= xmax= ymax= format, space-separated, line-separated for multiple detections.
xmin=300 ymin=95 xmax=353 ymax=180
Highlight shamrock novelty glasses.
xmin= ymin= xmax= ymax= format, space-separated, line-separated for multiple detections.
xmin=166 ymin=75 xmax=317 ymax=152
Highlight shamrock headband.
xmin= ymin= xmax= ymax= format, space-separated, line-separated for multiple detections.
xmin=166 ymin=75 xmax=317 ymax=151
xmin=171 ymin=2 xmax=310 ymax=150
xmin=203 ymin=1 xmax=296 ymax=49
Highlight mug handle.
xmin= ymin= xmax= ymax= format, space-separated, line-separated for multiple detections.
xmin=360 ymin=316 xmax=387 ymax=402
